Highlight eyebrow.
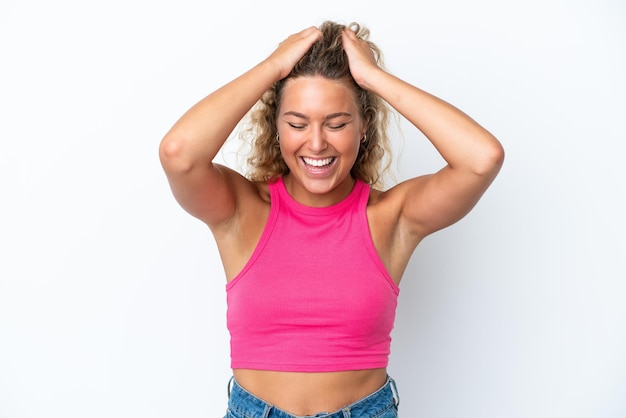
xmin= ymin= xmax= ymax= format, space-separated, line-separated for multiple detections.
xmin=282 ymin=111 xmax=353 ymax=120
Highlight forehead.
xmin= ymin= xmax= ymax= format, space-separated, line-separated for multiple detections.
xmin=279 ymin=76 xmax=360 ymax=116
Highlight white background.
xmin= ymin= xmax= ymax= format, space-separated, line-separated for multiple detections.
xmin=1 ymin=0 xmax=625 ymax=417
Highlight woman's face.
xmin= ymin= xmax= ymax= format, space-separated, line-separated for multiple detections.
xmin=276 ymin=75 xmax=365 ymax=207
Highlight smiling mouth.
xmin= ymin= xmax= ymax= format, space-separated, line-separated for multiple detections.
xmin=302 ymin=157 xmax=336 ymax=168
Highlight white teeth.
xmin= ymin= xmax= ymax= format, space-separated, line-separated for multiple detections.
xmin=303 ymin=157 xmax=334 ymax=167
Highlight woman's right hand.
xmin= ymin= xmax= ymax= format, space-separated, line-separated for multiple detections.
xmin=265 ymin=26 xmax=322 ymax=80
xmin=159 ymin=26 xmax=321 ymax=229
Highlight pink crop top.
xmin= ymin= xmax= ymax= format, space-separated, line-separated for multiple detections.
xmin=226 ymin=177 xmax=400 ymax=372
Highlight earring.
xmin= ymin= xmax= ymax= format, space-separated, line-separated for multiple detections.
xmin=276 ymin=132 xmax=280 ymax=142
xmin=361 ymin=134 xmax=367 ymax=143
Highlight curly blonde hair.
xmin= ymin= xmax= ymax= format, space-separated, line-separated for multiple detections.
xmin=241 ymin=21 xmax=394 ymax=189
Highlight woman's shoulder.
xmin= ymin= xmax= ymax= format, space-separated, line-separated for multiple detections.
xmin=367 ymin=176 xmax=429 ymax=207
xmin=366 ymin=176 xmax=433 ymax=233
xmin=215 ymin=169 xmax=271 ymax=218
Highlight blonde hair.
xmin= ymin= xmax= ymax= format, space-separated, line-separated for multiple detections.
xmin=241 ymin=21 xmax=394 ymax=189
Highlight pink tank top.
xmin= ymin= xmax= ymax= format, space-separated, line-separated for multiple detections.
xmin=226 ymin=177 xmax=400 ymax=372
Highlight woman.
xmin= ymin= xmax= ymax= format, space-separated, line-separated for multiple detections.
xmin=159 ymin=21 xmax=504 ymax=418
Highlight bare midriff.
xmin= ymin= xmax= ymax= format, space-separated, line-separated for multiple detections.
xmin=232 ymin=368 xmax=388 ymax=416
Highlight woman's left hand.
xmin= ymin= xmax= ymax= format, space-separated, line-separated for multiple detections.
xmin=341 ymin=28 xmax=381 ymax=90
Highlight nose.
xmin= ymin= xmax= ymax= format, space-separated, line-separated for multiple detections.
xmin=307 ymin=128 xmax=328 ymax=152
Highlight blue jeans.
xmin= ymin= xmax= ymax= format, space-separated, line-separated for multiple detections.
xmin=225 ymin=375 xmax=400 ymax=418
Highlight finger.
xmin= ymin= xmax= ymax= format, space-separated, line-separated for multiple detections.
xmin=297 ymin=26 xmax=322 ymax=41
xmin=341 ymin=27 xmax=357 ymax=42
xmin=305 ymin=27 xmax=322 ymax=43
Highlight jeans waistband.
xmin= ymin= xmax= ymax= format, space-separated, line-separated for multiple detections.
xmin=227 ymin=375 xmax=399 ymax=418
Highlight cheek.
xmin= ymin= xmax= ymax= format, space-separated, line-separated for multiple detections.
xmin=276 ymin=130 xmax=311 ymax=156
xmin=278 ymin=137 xmax=292 ymax=152
xmin=277 ymin=140 xmax=300 ymax=165
xmin=345 ymin=138 xmax=362 ymax=157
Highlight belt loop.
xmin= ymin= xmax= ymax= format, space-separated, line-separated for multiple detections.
xmin=227 ymin=376 xmax=234 ymax=400
xmin=261 ymin=404 xmax=273 ymax=418
xmin=342 ymin=407 xmax=351 ymax=418
xmin=389 ymin=377 xmax=400 ymax=407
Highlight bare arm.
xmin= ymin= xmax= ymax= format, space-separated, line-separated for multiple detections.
xmin=342 ymin=29 xmax=505 ymax=239
xmin=159 ymin=27 xmax=322 ymax=227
